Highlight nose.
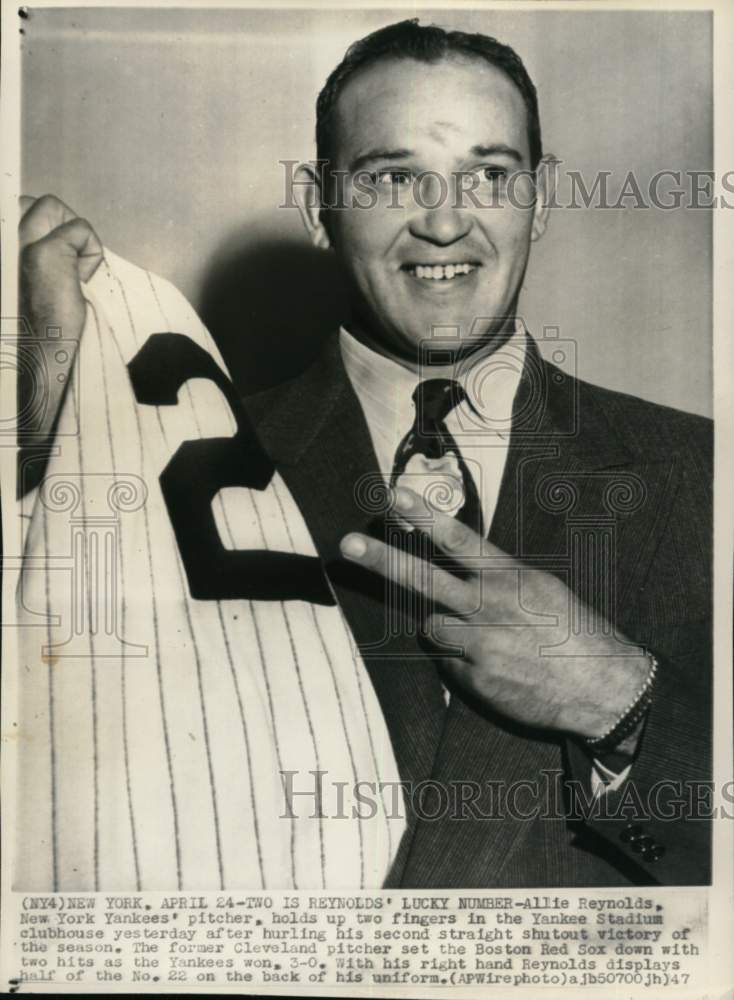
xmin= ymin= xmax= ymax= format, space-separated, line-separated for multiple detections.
xmin=408 ymin=172 xmax=473 ymax=245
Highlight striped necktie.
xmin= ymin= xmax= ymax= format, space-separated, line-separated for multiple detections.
xmin=391 ymin=378 xmax=484 ymax=537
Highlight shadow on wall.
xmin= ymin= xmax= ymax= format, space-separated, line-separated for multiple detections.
xmin=197 ymin=235 xmax=349 ymax=397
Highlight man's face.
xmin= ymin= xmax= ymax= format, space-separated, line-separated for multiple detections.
xmin=321 ymin=55 xmax=547 ymax=363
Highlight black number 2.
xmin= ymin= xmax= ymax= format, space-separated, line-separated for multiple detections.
xmin=127 ymin=333 xmax=334 ymax=605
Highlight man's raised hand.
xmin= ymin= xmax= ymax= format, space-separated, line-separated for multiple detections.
xmin=340 ymin=486 xmax=650 ymax=742
xmin=18 ymin=194 xmax=103 ymax=441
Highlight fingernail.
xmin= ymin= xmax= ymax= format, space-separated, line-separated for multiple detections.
xmin=394 ymin=488 xmax=414 ymax=511
xmin=341 ymin=534 xmax=367 ymax=559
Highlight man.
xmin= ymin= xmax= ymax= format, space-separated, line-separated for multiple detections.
xmin=18 ymin=19 xmax=711 ymax=888
xmin=244 ymin=19 xmax=713 ymax=886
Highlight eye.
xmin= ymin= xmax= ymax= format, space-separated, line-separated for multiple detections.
xmin=368 ymin=169 xmax=413 ymax=187
xmin=480 ymin=165 xmax=508 ymax=182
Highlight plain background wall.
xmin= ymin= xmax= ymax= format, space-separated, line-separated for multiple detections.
xmin=21 ymin=7 xmax=712 ymax=413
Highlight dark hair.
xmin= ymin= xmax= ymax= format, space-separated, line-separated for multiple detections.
xmin=316 ymin=19 xmax=542 ymax=171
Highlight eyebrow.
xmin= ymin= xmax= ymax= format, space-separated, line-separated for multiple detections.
xmin=348 ymin=142 xmax=524 ymax=173
xmin=469 ymin=143 xmax=523 ymax=162
xmin=348 ymin=148 xmax=414 ymax=173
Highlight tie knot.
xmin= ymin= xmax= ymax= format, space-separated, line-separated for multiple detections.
xmin=412 ymin=378 xmax=465 ymax=424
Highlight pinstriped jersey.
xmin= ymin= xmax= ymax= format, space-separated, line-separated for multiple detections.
xmin=16 ymin=249 xmax=405 ymax=891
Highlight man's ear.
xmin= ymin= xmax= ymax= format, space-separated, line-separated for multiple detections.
xmin=530 ymin=154 xmax=558 ymax=242
xmin=292 ymin=162 xmax=332 ymax=250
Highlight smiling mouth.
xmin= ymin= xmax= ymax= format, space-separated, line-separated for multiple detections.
xmin=403 ymin=263 xmax=479 ymax=281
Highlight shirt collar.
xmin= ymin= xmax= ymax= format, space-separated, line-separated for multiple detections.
xmin=339 ymin=320 xmax=527 ymax=432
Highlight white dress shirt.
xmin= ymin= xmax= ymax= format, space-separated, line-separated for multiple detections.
xmin=339 ymin=322 xmax=630 ymax=795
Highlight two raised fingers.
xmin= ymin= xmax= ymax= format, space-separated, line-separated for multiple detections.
xmin=340 ymin=486 xmax=517 ymax=613
xmin=341 ymin=528 xmax=473 ymax=615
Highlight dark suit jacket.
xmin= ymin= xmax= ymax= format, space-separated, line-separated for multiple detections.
xmin=245 ymin=332 xmax=712 ymax=888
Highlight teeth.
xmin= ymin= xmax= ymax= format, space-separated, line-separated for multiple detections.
xmin=411 ymin=263 xmax=475 ymax=280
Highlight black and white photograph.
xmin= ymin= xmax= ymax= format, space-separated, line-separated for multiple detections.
xmin=2 ymin=1 xmax=732 ymax=994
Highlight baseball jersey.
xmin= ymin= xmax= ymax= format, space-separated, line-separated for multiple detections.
xmin=15 ymin=249 xmax=405 ymax=891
